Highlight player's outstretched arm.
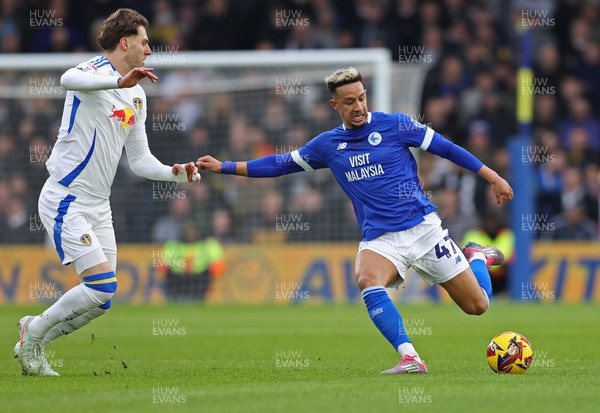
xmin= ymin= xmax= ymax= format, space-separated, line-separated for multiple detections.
xmin=477 ymin=165 xmax=514 ymax=205
xmin=197 ymin=154 xmax=305 ymax=177
xmin=421 ymin=131 xmax=513 ymax=205
xmin=61 ymin=66 xmax=158 ymax=91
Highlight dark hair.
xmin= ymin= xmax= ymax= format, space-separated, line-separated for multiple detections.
xmin=97 ymin=8 xmax=148 ymax=52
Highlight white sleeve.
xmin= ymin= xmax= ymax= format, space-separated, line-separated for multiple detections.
xmin=124 ymin=126 xmax=189 ymax=183
xmin=60 ymin=68 xmax=120 ymax=91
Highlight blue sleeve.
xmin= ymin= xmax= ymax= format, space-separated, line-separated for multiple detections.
xmin=425 ymin=132 xmax=484 ymax=173
xmin=246 ymin=134 xmax=329 ymax=177
xmin=397 ymin=113 xmax=429 ymax=147
xmin=246 ymin=154 xmax=305 ymax=177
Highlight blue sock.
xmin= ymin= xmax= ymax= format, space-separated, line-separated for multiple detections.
xmin=362 ymin=286 xmax=411 ymax=349
xmin=470 ymin=259 xmax=492 ymax=298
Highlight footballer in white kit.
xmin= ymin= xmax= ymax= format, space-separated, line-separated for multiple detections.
xmin=16 ymin=8 xmax=200 ymax=376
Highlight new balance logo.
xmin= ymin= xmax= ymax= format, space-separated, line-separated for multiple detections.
xmin=337 ymin=142 xmax=347 ymax=150
xmin=455 ymin=256 xmax=462 ymax=264
xmin=371 ymin=307 xmax=383 ymax=318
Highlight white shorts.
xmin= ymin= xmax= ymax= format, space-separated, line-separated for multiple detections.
xmin=357 ymin=212 xmax=469 ymax=288
xmin=38 ymin=178 xmax=116 ymax=274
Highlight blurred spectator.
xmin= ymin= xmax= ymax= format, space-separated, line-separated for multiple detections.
xmin=565 ymin=127 xmax=598 ymax=168
xmin=560 ymin=167 xmax=598 ymax=222
xmin=151 ymin=197 xmax=194 ymax=243
xmin=0 ymin=197 xmax=44 ymax=244
xmin=351 ymin=0 xmax=399 ymax=57
xmin=149 ymin=0 xmax=179 ymax=47
xmin=188 ymin=0 xmax=244 ymax=50
xmin=159 ymin=220 xmax=225 ymax=301
xmin=572 ymin=41 xmax=600 ymax=110
xmin=211 ymin=208 xmax=236 ymax=244
xmin=436 ymin=187 xmax=479 ymax=243
xmin=535 ymin=146 xmax=566 ymax=219
xmin=559 ymin=96 xmax=600 ymax=151
xmin=541 ymin=201 xmax=597 ymax=241
xmin=533 ymin=95 xmax=559 ymax=131
xmin=287 ymin=186 xmax=330 ymax=242
xmin=251 ymin=189 xmax=286 ymax=243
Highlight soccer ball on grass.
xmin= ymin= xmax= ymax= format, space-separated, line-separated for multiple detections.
xmin=486 ymin=331 xmax=533 ymax=374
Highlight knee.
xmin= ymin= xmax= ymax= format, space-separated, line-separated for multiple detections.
xmin=83 ymin=271 xmax=118 ymax=303
xmin=356 ymin=270 xmax=382 ymax=291
xmin=463 ymin=299 xmax=488 ymax=316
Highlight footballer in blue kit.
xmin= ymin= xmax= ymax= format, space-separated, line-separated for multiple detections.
xmin=198 ymin=67 xmax=514 ymax=374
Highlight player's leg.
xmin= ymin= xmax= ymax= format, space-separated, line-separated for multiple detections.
xmin=355 ymin=244 xmax=428 ymax=374
xmin=19 ymin=196 xmax=117 ymax=375
xmin=412 ymin=235 xmax=503 ymax=315
xmin=441 ymin=242 xmax=505 ymax=314
xmin=38 ymin=223 xmax=117 ymax=347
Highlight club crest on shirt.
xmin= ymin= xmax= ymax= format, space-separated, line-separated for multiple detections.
xmin=368 ymin=132 xmax=382 ymax=146
xmin=133 ymin=97 xmax=143 ymax=112
xmin=80 ymin=234 xmax=92 ymax=246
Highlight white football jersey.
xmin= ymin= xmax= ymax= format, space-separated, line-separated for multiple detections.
xmin=46 ymin=55 xmax=148 ymax=199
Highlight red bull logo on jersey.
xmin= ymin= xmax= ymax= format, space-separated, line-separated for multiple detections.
xmin=108 ymin=105 xmax=136 ymax=129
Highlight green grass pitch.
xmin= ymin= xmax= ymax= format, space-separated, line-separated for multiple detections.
xmin=1 ymin=302 xmax=599 ymax=413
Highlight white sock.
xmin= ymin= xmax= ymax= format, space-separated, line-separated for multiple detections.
xmin=398 ymin=342 xmax=422 ymax=362
xmin=469 ymin=252 xmax=486 ymax=263
xmin=28 ymin=284 xmax=112 ymax=341
xmin=41 ymin=306 xmax=109 ymax=348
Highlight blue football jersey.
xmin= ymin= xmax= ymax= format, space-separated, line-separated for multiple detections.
xmin=291 ymin=112 xmax=438 ymax=241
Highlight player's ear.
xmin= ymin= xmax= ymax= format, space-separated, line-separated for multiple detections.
xmin=329 ymin=98 xmax=337 ymax=110
xmin=119 ymin=37 xmax=128 ymax=51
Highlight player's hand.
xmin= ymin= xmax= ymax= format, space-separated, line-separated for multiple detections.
xmin=117 ymin=67 xmax=158 ymax=88
xmin=172 ymin=162 xmax=201 ymax=182
xmin=197 ymin=155 xmax=222 ymax=173
xmin=490 ymin=176 xmax=514 ymax=205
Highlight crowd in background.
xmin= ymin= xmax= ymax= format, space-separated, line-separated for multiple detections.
xmin=0 ymin=0 xmax=598 ymax=248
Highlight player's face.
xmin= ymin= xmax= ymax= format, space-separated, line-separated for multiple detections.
xmin=330 ymin=82 xmax=368 ymax=129
xmin=123 ymin=26 xmax=151 ymax=69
